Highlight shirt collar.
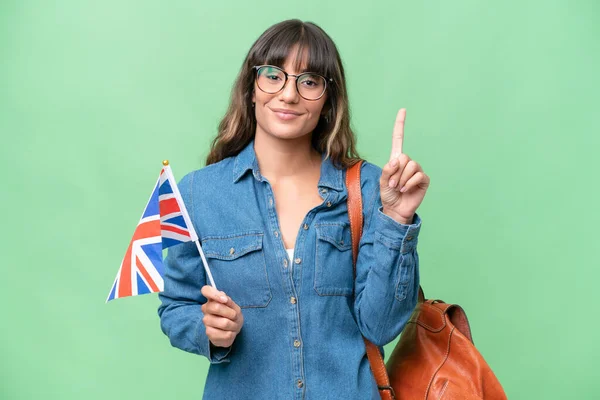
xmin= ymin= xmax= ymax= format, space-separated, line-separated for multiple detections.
xmin=232 ymin=139 xmax=344 ymax=191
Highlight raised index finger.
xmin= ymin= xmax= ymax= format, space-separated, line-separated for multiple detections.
xmin=390 ymin=108 xmax=406 ymax=159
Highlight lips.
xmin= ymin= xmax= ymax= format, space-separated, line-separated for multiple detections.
xmin=270 ymin=107 xmax=301 ymax=114
xmin=270 ymin=107 xmax=302 ymax=121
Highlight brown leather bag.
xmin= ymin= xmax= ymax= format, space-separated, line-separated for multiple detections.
xmin=346 ymin=161 xmax=507 ymax=400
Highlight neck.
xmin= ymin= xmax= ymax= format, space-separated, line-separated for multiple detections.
xmin=253 ymin=132 xmax=322 ymax=184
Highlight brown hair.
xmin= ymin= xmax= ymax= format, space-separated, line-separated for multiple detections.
xmin=205 ymin=19 xmax=361 ymax=168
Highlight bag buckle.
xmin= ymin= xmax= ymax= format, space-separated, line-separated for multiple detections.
xmin=378 ymin=385 xmax=397 ymax=399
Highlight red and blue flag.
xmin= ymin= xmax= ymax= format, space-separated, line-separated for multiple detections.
xmin=106 ymin=162 xmax=198 ymax=302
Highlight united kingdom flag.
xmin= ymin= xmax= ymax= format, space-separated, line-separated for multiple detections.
xmin=106 ymin=162 xmax=198 ymax=302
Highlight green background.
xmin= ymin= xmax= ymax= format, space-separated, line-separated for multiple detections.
xmin=2 ymin=0 xmax=599 ymax=399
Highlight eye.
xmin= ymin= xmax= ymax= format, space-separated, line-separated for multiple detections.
xmin=259 ymin=67 xmax=284 ymax=81
xmin=299 ymin=74 xmax=324 ymax=88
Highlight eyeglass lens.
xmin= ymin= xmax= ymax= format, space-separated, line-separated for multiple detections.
xmin=256 ymin=66 xmax=326 ymax=100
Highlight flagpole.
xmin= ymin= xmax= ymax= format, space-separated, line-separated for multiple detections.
xmin=163 ymin=160 xmax=218 ymax=291
xmin=194 ymin=241 xmax=217 ymax=289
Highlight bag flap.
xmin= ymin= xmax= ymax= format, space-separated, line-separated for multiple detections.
xmin=412 ymin=301 xmax=474 ymax=344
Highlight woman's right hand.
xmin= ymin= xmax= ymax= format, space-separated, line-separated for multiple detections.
xmin=201 ymin=285 xmax=244 ymax=348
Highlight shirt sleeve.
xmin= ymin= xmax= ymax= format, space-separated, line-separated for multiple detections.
xmin=352 ymin=164 xmax=422 ymax=347
xmin=157 ymin=172 xmax=232 ymax=364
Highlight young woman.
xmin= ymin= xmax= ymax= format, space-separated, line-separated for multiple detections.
xmin=158 ymin=19 xmax=430 ymax=399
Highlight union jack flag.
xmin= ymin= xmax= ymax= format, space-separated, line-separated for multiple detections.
xmin=106 ymin=162 xmax=198 ymax=302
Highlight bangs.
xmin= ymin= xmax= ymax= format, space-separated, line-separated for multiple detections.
xmin=250 ymin=22 xmax=336 ymax=78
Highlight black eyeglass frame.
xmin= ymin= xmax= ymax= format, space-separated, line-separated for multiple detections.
xmin=252 ymin=65 xmax=333 ymax=101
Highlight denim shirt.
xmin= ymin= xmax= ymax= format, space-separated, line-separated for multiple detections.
xmin=157 ymin=140 xmax=422 ymax=400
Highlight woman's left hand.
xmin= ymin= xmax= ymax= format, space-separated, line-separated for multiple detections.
xmin=380 ymin=108 xmax=431 ymax=225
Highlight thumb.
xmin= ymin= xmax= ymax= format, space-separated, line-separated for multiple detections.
xmin=201 ymin=285 xmax=228 ymax=303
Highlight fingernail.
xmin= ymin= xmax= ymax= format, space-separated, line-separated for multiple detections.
xmin=220 ymin=296 xmax=228 ymax=302
xmin=400 ymin=186 xmax=407 ymax=193
xmin=391 ymin=159 xmax=398 ymax=167
xmin=389 ymin=179 xmax=396 ymax=188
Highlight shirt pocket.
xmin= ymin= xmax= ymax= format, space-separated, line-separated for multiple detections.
xmin=313 ymin=223 xmax=354 ymax=296
xmin=201 ymin=231 xmax=272 ymax=308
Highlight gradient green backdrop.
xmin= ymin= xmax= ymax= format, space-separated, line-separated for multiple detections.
xmin=2 ymin=1 xmax=599 ymax=399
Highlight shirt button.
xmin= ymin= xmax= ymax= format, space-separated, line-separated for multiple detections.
xmin=406 ymin=236 xmax=413 ymax=241
xmin=283 ymin=258 xmax=288 ymax=268
xmin=303 ymin=223 xmax=309 ymax=230
xmin=290 ymin=296 xmax=297 ymax=304
xmin=297 ymin=379 xmax=304 ymax=388
xmin=229 ymin=247 xmax=235 ymax=255
xmin=320 ymin=188 xmax=328 ymax=194
xmin=327 ymin=201 xmax=332 ymax=207
xmin=274 ymin=231 xmax=279 ymax=237
xmin=294 ymin=257 xmax=302 ymax=264
xmin=269 ymin=197 xmax=273 ymax=206
xmin=294 ymin=340 xmax=301 ymax=348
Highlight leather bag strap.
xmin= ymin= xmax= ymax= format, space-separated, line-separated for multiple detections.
xmin=346 ymin=161 xmax=396 ymax=400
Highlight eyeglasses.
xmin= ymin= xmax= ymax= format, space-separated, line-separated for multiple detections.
xmin=253 ymin=65 xmax=332 ymax=101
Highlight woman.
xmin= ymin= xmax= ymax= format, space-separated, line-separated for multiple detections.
xmin=158 ymin=19 xmax=430 ymax=399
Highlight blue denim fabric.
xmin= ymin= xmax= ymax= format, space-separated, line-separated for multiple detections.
xmin=157 ymin=140 xmax=422 ymax=400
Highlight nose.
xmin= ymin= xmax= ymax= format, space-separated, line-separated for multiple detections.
xmin=278 ymin=76 xmax=300 ymax=103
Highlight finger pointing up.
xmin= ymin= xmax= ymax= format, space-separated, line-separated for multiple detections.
xmin=390 ymin=108 xmax=406 ymax=160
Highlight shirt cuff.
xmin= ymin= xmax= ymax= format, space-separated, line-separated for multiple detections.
xmin=197 ymin=317 xmax=232 ymax=364
xmin=374 ymin=207 xmax=422 ymax=254
xmin=208 ymin=342 xmax=232 ymax=364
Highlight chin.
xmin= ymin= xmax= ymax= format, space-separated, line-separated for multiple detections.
xmin=259 ymin=121 xmax=299 ymax=136
xmin=274 ymin=131 xmax=309 ymax=140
